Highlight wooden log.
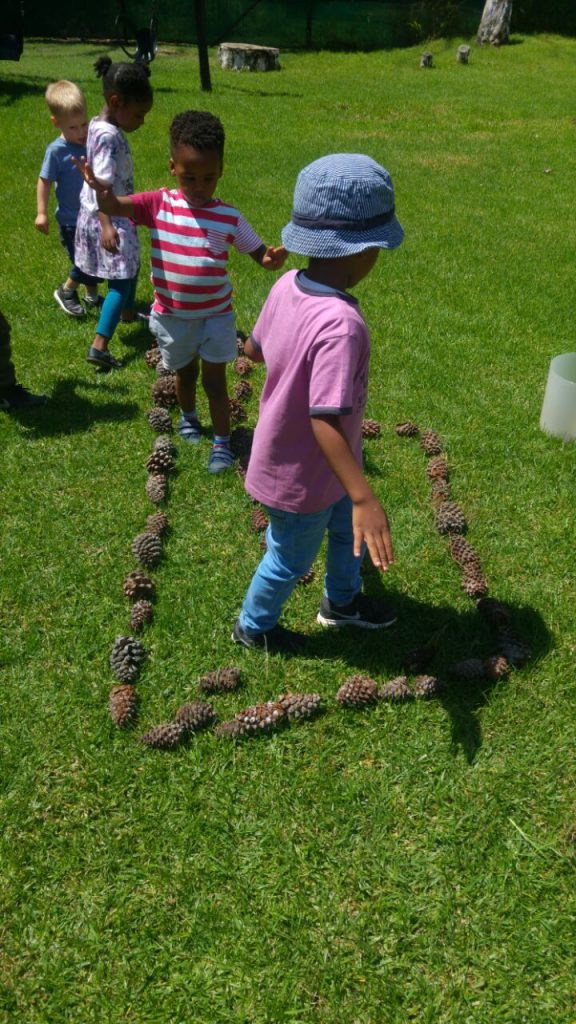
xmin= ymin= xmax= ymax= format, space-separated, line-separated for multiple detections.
xmin=420 ymin=51 xmax=434 ymax=68
xmin=457 ymin=44 xmax=471 ymax=64
xmin=477 ymin=0 xmax=512 ymax=45
xmin=218 ymin=42 xmax=280 ymax=72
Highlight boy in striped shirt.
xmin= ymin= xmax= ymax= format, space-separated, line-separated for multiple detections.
xmin=76 ymin=110 xmax=287 ymax=472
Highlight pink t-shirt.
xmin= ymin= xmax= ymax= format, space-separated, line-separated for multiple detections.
xmin=130 ymin=189 xmax=262 ymax=317
xmin=245 ymin=270 xmax=370 ymax=514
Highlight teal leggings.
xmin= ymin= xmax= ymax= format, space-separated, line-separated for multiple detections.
xmin=96 ymin=278 xmax=137 ymax=339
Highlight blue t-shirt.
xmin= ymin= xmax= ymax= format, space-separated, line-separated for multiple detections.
xmin=39 ymin=137 xmax=86 ymax=227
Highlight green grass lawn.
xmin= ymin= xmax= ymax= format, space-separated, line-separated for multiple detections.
xmin=1 ymin=34 xmax=575 ymax=1023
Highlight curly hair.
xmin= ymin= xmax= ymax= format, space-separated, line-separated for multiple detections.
xmin=170 ymin=110 xmax=225 ymax=157
xmin=94 ymin=56 xmax=152 ymax=104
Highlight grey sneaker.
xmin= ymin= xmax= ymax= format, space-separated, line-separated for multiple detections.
xmin=317 ymin=593 xmax=398 ymax=629
xmin=84 ymin=294 xmax=104 ymax=309
xmin=54 ymin=286 xmax=85 ymax=318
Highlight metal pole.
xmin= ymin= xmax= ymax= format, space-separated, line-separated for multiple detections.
xmin=194 ymin=0 xmax=212 ymax=92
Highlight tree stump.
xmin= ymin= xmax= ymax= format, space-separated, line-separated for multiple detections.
xmin=420 ymin=51 xmax=434 ymax=68
xmin=218 ymin=42 xmax=280 ymax=72
xmin=477 ymin=0 xmax=512 ymax=45
xmin=457 ymin=45 xmax=471 ymax=64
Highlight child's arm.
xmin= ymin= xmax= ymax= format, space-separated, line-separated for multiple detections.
xmin=244 ymin=337 xmax=265 ymax=364
xmin=249 ymin=243 xmax=288 ymax=271
xmin=98 ymin=212 xmax=120 ymax=255
xmin=35 ymin=177 xmax=51 ymax=234
xmin=311 ymin=414 xmax=394 ymax=571
xmin=72 ymin=156 xmax=137 ymax=219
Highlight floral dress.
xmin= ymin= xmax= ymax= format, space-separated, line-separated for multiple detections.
xmin=75 ymin=117 xmax=140 ymax=280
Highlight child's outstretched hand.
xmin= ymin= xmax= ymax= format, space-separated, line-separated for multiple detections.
xmin=352 ymin=499 xmax=394 ymax=571
xmin=71 ymin=156 xmax=113 ymax=201
xmin=261 ymin=245 xmax=288 ymax=271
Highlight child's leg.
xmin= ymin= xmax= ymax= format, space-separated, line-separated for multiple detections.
xmin=324 ymin=494 xmax=364 ymax=605
xmin=87 ymin=280 xmax=132 ymax=367
xmin=120 ymin=275 xmax=139 ymax=321
xmin=201 ymin=360 xmax=230 ymax=437
xmin=176 ymin=358 xmax=200 ymax=416
xmin=319 ymin=493 xmax=397 ymax=628
xmin=54 ymin=225 xmax=85 ymax=317
xmin=239 ymin=506 xmax=329 ymax=635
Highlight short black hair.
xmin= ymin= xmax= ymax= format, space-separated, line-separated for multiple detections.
xmin=170 ymin=110 xmax=225 ymax=158
xmin=94 ymin=56 xmax=152 ymax=105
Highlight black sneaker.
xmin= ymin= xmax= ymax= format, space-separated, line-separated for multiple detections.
xmin=232 ymin=618 xmax=306 ymax=654
xmin=317 ymin=593 xmax=397 ymax=629
xmin=0 ymin=384 xmax=48 ymax=411
xmin=54 ymin=286 xmax=85 ymax=318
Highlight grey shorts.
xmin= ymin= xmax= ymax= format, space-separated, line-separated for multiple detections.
xmin=149 ymin=311 xmax=237 ymax=371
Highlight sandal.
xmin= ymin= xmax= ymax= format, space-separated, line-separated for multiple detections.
xmin=87 ymin=347 xmax=123 ymax=369
xmin=208 ymin=443 xmax=234 ymax=474
xmin=178 ymin=414 xmax=202 ymax=443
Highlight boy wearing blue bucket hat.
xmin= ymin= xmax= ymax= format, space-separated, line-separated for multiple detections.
xmin=232 ymin=153 xmax=404 ymax=652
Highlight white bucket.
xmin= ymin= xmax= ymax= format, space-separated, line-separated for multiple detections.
xmin=540 ymin=353 xmax=576 ymax=442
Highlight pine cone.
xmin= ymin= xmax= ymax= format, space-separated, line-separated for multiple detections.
xmin=234 ymin=356 xmax=254 ymax=377
xmin=298 ymin=567 xmax=315 ymax=586
xmin=229 ymin=398 xmax=247 ymax=423
xmin=495 ymin=628 xmax=532 ymax=667
xmin=156 ymin=363 xmax=173 ymax=378
xmin=420 ymin=429 xmax=443 ymax=456
xmin=146 ymin=473 xmax=167 ymax=504
xmin=450 ymin=656 xmax=509 ymax=680
xmin=277 ymin=692 xmax=323 ymax=720
xmin=378 ymin=676 xmax=413 ymax=702
xmin=215 ymin=702 xmax=288 ymax=739
xmin=174 ymin=701 xmax=216 ymax=733
xmin=109 ymin=635 xmax=146 ymax=683
xmin=152 ymin=375 xmax=178 ymax=408
xmin=140 ymin=722 xmax=186 ymax=749
xmin=153 ymin=435 xmax=177 ymax=457
xmin=462 ymin=571 xmax=489 ymax=599
xmin=362 ymin=418 xmax=381 ymax=439
xmin=109 ymin=684 xmax=139 ymax=727
xmin=395 ymin=421 xmax=420 ymax=437
xmin=236 ymin=460 xmax=248 ymax=480
xmin=426 ymin=456 xmax=449 ymax=480
xmin=413 ymin=674 xmax=446 ymax=697
xmin=430 ymin=477 xmax=451 ymax=506
xmin=251 ymin=507 xmax=269 ymax=533
xmin=476 ymin=597 xmax=512 ymax=628
xmin=449 ymin=536 xmax=482 ymax=571
xmin=145 ymin=346 xmax=162 ymax=369
xmin=198 ymin=667 xmax=242 ymax=693
xmin=402 ymin=645 xmax=434 ymax=674
xmin=236 ymin=330 xmax=247 ymax=354
xmin=435 ymin=501 xmax=467 ymax=536
xmin=336 ymin=675 xmax=379 ymax=708
xmin=146 ymin=449 xmax=176 ymax=475
xmin=234 ymin=379 xmax=253 ymax=400
xmin=123 ymin=570 xmax=155 ymax=602
xmin=146 ymin=407 xmax=173 ymax=433
xmin=146 ymin=511 xmax=169 ymax=536
xmin=132 ymin=531 xmax=163 ymax=569
xmin=130 ymin=599 xmax=153 ymax=632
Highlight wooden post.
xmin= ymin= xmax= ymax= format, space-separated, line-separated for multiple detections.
xmin=457 ymin=44 xmax=471 ymax=63
xmin=194 ymin=0 xmax=211 ymax=92
xmin=420 ymin=51 xmax=433 ymax=68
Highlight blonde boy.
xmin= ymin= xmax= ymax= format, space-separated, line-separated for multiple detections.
xmin=36 ymin=80 xmax=101 ymax=317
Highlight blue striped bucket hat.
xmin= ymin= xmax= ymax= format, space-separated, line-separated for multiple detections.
xmin=282 ymin=153 xmax=403 ymax=258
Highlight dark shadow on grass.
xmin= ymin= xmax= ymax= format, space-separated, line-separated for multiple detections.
xmin=119 ymin=320 xmax=154 ymax=364
xmin=218 ymin=82 xmax=304 ymax=99
xmin=291 ymin=568 xmax=551 ymax=764
xmin=13 ymin=375 xmax=139 ymax=437
xmin=0 ymin=75 xmax=46 ymax=105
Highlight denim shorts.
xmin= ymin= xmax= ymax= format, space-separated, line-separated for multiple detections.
xmin=149 ymin=310 xmax=237 ymax=371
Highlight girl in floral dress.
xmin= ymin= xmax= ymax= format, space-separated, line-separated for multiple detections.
xmin=75 ymin=57 xmax=153 ymax=368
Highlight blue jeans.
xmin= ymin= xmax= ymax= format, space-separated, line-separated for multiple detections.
xmin=96 ymin=278 xmax=137 ymax=340
xmin=239 ymin=494 xmax=365 ymax=635
xmin=58 ymin=225 xmax=101 ymax=287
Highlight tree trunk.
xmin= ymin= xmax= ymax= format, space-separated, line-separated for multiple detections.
xmin=477 ymin=0 xmax=513 ymax=45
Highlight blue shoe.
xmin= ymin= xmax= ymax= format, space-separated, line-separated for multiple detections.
xmin=208 ymin=443 xmax=234 ymax=474
xmin=178 ymin=413 xmax=202 ymax=443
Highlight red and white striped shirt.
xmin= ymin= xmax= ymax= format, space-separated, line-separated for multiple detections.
xmin=130 ymin=189 xmax=263 ymax=317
